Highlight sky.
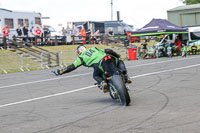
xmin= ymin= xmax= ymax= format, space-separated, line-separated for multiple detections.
xmin=0 ymin=0 xmax=184 ymax=30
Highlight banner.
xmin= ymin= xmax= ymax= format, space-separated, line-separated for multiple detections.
xmin=189 ymin=40 xmax=200 ymax=46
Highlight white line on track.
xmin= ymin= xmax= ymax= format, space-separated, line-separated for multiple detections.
xmin=0 ymin=85 xmax=95 ymax=108
xmin=127 ymin=56 xmax=200 ymax=68
xmin=0 ymin=72 xmax=91 ymax=89
xmin=0 ymin=63 xmax=200 ymax=109
xmin=0 ymin=56 xmax=200 ymax=90
xmin=130 ymin=63 xmax=200 ymax=79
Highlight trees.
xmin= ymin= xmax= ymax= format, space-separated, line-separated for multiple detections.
xmin=181 ymin=0 xmax=200 ymax=5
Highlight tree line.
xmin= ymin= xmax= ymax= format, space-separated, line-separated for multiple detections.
xmin=181 ymin=0 xmax=200 ymax=4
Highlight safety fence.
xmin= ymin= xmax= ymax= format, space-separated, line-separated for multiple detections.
xmin=0 ymin=34 xmax=127 ymax=48
xmin=0 ymin=48 xmax=128 ymax=74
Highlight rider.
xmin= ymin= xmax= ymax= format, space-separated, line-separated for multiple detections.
xmin=53 ymin=45 xmax=132 ymax=92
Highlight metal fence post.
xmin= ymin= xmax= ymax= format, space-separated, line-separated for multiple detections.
xmin=47 ymin=52 xmax=51 ymax=67
xmin=0 ymin=55 xmax=7 ymax=74
xmin=40 ymin=53 xmax=44 ymax=69
xmin=56 ymin=52 xmax=59 ymax=66
xmin=21 ymin=54 xmax=30 ymax=71
xmin=60 ymin=51 xmax=64 ymax=67
xmin=20 ymin=54 xmax=24 ymax=72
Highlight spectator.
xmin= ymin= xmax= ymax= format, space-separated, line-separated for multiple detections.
xmin=61 ymin=27 xmax=66 ymax=42
xmin=30 ymin=26 xmax=35 ymax=44
xmin=35 ymin=26 xmax=42 ymax=45
xmin=71 ymin=24 xmax=76 ymax=43
xmin=86 ymin=27 xmax=91 ymax=43
xmin=71 ymin=25 xmax=76 ymax=36
xmin=40 ymin=24 xmax=44 ymax=44
xmin=81 ymin=26 xmax=86 ymax=44
xmin=75 ymin=26 xmax=80 ymax=41
xmin=30 ymin=26 xmax=35 ymax=36
xmin=2 ymin=25 xmax=10 ymax=49
xmin=16 ymin=25 xmax=22 ymax=37
xmin=23 ymin=24 xmax=29 ymax=42
xmin=35 ymin=26 xmax=42 ymax=37
xmin=191 ymin=43 xmax=197 ymax=55
xmin=92 ymin=30 xmax=100 ymax=44
xmin=66 ymin=25 xmax=72 ymax=44
xmin=108 ymin=28 xmax=114 ymax=37
xmin=141 ymin=40 xmax=148 ymax=58
xmin=93 ymin=30 xmax=100 ymax=38
xmin=175 ymin=36 xmax=182 ymax=55
xmin=43 ymin=25 xmax=50 ymax=43
xmin=107 ymin=28 xmax=115 ymax=43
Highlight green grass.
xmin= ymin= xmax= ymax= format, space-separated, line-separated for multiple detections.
xmin=0 ymin=44 xmax=127 ymax=74
xmin=0 ymin=42 xmax=159 ymax=74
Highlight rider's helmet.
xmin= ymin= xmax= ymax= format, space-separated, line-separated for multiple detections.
xmin=76 ymin=45 xmax=87 ymax=56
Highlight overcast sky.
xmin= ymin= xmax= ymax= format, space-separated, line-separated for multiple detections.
xmin=0 ymin=0 xmax=184 ymax=30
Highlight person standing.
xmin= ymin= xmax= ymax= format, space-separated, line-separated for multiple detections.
xmin=71 ymin=24 xmax=76 ymax=44
xmin=175 ymin=36 xmax=182 ymax=55
xmin=81 ymin=26 xmax=86 ymax=44
xmin=191 ymin=43 xmax=197 ymax=55
xmin=35 ymin=26 xmax=42 ymax=45
xmin=141 ymin=40 xmax=148 ymax=58
xmin=92 ymin=30 xmax=100 ymax=44
xmin=2 ymin=25 xmax=10 ymax=49
xmin=23 ymin=24 xmax=29 ymax=43
xmin=74 ymin=26 xmax=80 ymax=42
xmin=60 ymin=27 xmax=66 ymax=42
xmin=66 ymin=25 xmax=72 ymax=44
xmin=86 ymin=27 xmax=91 ymax=43
xmin=107 ymin=28 xmax=115 ymax=43
xmin=35 ymin=26 xmax=42 ymax=36
xmin=71 ymin=25 xmax=76 ymax=36
xmin=43 ymin=25 xmax=50 ymax=44
xmin=16 ymin=25 xmax=22 ymax=37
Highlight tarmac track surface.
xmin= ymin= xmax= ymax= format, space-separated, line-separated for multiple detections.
xmin=0 ymin=55 xmax=200 ymax=133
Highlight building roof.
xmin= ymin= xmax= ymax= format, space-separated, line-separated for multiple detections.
xmin=168 ymin=4 xmax=200 ymax=12
xmin=0 ymin=8 xmax=40 ymax=14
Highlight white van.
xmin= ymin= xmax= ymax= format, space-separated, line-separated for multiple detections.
xmin=157 ymin=25 xmax=200 ymax=47
xmin=0 ymin=8 xmax=42 ymax=38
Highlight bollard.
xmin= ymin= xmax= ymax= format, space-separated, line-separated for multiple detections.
xmin=60 ymin=51 xmax=64 ymax=67
xmin=40 ymin=53 xmax=44 ymax=69
xmin=56 ymin=52 xmax=60 ymax=66
xmin=20 ymin=54 xmax=24 ymax=72
xmin=47 ymin=53 xmax=51 ymax=67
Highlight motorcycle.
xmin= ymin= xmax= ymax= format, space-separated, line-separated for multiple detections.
xmin=98 ymin=55 xmax=131 ymax=106
xmin=155 ymin=45 xmax=165 ymax=58
xmin=167 ymin=45 xmax=172 ymax=58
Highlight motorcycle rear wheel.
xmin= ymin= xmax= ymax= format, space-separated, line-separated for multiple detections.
xmin=111 ymin=74 xmax=130 ymax=106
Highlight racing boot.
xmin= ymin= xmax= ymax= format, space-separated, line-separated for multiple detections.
xmin=98 ymin=81 xmax=108 ymax=93
xmin=124 ymin=74 xmax=132 ymax=84
xmin=52 ymin=69 xmax=61 ymax=76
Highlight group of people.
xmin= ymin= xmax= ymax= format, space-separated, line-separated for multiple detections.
xmin=1 ymin=24 xmax=51 ymax=49
xmin=60 ymin=25 xmax=101 ymax=44
xmin=16 ymin=24 xmax=51 ymax=44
